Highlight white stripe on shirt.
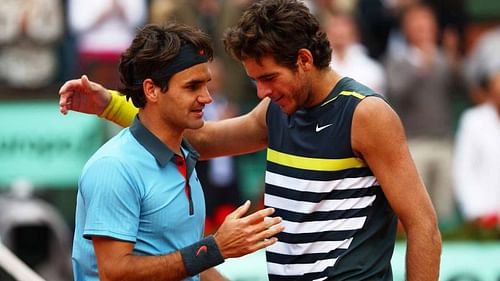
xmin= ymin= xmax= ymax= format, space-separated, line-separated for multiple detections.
xmin=267 ymin=238 xmax=353 ymax=256
xmin=265 ymin=171 xmax=378 ymax=192
xmin=265 ymin=194 xmax=376 ymax=213
xmin=267 ymin=258 xmax=337 ymax=276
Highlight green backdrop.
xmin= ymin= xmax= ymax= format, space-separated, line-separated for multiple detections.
xmin=0 ymin=100 xmax=105 ymax=189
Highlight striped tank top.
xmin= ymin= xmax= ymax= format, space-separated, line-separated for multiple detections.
xmin=265 ymin=77 xmax=397 ymax=281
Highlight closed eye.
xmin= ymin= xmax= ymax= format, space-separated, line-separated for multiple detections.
xmin=260 ymin=75 xmax=275 ymax=82
xmin=184 ymin=78 xmax=210 ymax=91
xmin=185 ymin=83 xmax=201 ymax=91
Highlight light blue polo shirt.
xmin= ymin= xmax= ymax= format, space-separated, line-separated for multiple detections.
xmin=72 ymin=117 xmax=205 ymax=281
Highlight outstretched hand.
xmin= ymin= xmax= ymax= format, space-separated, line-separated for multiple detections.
xmin=213 ymin=200 xmax=284 ymax=259
xmin=58 ymin=75 xmax=111 ymax=116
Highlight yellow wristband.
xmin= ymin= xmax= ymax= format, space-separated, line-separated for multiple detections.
xmin=98 ymin=90 xmax=138 ymax=127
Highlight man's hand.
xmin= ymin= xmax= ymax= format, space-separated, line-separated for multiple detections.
xmin=213 ymin=200 xmax=284 ymax=259
xmin=59 ymin=75 xmax=111 ymax=116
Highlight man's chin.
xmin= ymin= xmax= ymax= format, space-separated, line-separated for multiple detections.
xmin=189 ymin=121 xmax=205 ymax=130
xmin=280 ymin=105 xmax=297 ymax=115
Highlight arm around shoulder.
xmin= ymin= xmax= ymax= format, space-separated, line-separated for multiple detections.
xmin=59 ymin=75 xmax=137 ymax=127
xmin=185 ymin=98 xmax=270 ymax=159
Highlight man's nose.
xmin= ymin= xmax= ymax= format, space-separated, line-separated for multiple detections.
xmin=256 ymin=82 xmax=271 ymax=99
xmin=199 ymin=87 xmax=213 ymax=104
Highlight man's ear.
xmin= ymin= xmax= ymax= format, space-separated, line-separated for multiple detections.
xmin=143 ymin=78 xmax=158 ymax=102
xmin=296 ymin=48 xmax=314 ymax=70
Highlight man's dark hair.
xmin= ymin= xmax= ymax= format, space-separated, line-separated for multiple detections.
xmin=119 ymin=23 xmax=213 ymax=108
xmin=223 ymin=0 xmax=332 ymax=70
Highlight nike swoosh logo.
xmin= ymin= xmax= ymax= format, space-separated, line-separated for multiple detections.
xmin=315 ymin=123 xmax=333 ymax=132
xmin=196 ymin=245 xmax=208 ymax=256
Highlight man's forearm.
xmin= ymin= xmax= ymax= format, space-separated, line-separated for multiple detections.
xmin=95 ymin=236 xmax=224 ymax=281
xmin=99 ymin=250 xmax=187 ymax=281
xmin=405 ymin=226 xmax=442 ymax=280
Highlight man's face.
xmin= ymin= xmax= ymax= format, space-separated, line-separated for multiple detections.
xmin=156 ymin=63 xmax=213 ymax=131
xmin=403 ymin=7 xmax=437 ymax=47
xmin=242 ymin=55 xmax=309 ymax=114
xmin=326 ymin=15 xmax=357 ymax=51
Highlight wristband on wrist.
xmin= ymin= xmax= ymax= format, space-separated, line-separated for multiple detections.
xmin=180 ymin=235 xmax=225 ymax=276
xmin=99 ymin=90 xmax=138 ymax=127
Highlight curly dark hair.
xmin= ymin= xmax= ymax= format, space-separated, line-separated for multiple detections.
xmin=223 ymin=0 xmax=332 ymax=70
xmin=118 ymin=23 xmax=213 ymax=108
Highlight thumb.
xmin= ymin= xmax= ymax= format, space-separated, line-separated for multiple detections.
xmin=81 ymin=75 xmax=97 ymax=91
xmin=228 ymin=200 xmax=251 ymax=220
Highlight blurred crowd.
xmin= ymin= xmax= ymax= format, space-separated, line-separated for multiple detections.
xmin=0 ymin=0 xmax=499 ymax=279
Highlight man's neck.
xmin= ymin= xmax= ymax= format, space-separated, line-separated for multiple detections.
xmin=309 ymin=69 xmax=343 ymax=107
xmin=138 ymin=111 xmax=184 ymax=155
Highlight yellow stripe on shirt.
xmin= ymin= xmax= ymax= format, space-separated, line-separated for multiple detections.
xmin=321 ymin=91 xmax=366 ymax=107
xmin=267 ymin=148 xmax=366 ymax=171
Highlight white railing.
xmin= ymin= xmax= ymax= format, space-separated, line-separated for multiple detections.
xmin=0 ymin=242 xmax=46 ymax=281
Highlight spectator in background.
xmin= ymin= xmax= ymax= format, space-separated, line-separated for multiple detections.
xmin=453 ymin=66 xmax=500 ymax=229
xmin=384 ymin=3 xmax=464 ymax=223
xmin=430 ymin=0 xmax=468 ymax=57
xmin=464 ymin=25 xmax=500 ymax=104
xmin=68 ymin=0 xmax=147 ymax=89
xmin=210 ymin=0 xmax=258 ymax=112
xmin=304 ymin=0 xmax=353 ymax=23
xmin=196 ymin=58 xmax=243 ymax=234
xmin=361 ymin=0 xmax=468 ymax=64
xmin=0 ymin=0 xmax=63 ymax=88
xmin=354 ymin=0 xmax=407 ymax=60
xmin=324 ymin=12 xmax=387 ymax=95
xmin=150 ymin=0 xmax=220 ymax=41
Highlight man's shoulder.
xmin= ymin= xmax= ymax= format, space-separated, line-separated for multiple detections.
xmin=337 ymin=77 xmax=381 ymax=98
xmin=354 ymin=95 xmax=390 ymax=116
xmin=83 ymin=129 xmax=138 ymax=170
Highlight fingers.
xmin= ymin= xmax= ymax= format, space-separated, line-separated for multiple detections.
xmin=226 ymin=200 xmax=251 ymax=220
xmin=59 ymin=98 xmax=69 ymax=115
xmin=59 ymin=80 xmax=75 ymax=115
xmin=241 ymin=222 xmax=284 ymax=254
xmin=59 ymin=92 xmax=72 ymax=115
xmin=252 ymin=217 xmax=284 ymax=241
xmin=240 ymin=213 xmax=284 ymax=243
xmin=58 ymin=75 xmax=93 ymax=115
xmin=58 ymin=78 xmax=75 ymax=97
xmin=59 ymin=102 xmax=69 ymax=115
xmin=242 ymin=207 xmax=276 ymax=225
xmin=232 ymin=205 xmax=283 ymax=238
xmin=213 ymin=206 xmax=285 ymax=258
xmin=251 ymin=237 xmax=279 ymax=252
